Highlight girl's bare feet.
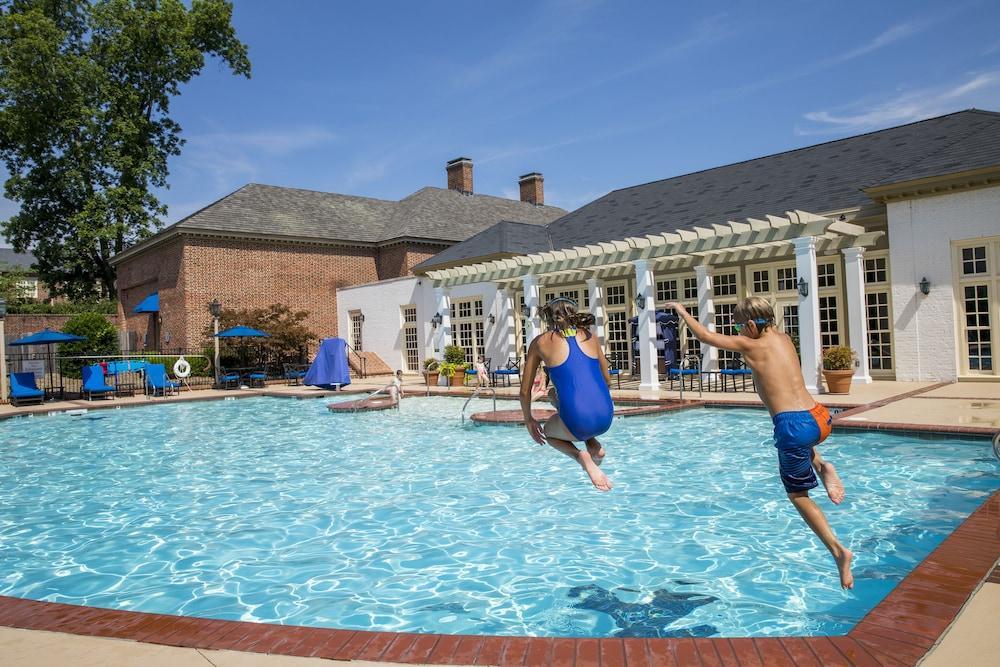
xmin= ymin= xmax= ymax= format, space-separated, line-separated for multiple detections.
xmin=835 ymin=548 xmax=854 ymax=589
xmin=818 ymin=461 xmax=845 ymax=505
xmin=586 ymin=439 xmax=606 ymax=466
xmin=580 ymin=455 xmax=613 ymax=491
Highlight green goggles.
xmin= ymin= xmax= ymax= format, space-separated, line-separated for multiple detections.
xmin=733 ymin=318 xmax=769 ymax=332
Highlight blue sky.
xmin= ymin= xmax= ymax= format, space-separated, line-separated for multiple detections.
xmin=3 ymin=0 xmax=1000 ymax=246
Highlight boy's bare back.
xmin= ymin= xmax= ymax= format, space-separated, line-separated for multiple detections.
xmin=741 ymin=330 xmax=818 ymax=417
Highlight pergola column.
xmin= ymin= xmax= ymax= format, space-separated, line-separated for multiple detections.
xmin=842 ymin=247 xmax=872 ymax=384
xmin=522 ymin=273 xmax=542 ymax=344
xmin=634 ymin=260 xmax=660 ymax=391
xmin=434 ymin=286 xmax=452 ymax=358
xmin=694 ymin=264 xmax=718 ymax=372
xmin=794 ymin=236 xmax=822 ymax=394
xmin=586 ymin=277 xmax=606 ymax=346
xmin=498 ymin=287 xmax=517 ymax=363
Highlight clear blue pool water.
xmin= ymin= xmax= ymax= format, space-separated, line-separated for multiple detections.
xmin=0 ymin=396 xmax=997 ymax=638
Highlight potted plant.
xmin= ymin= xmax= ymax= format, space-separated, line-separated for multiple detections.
xmin=821 ymin=346 xmax=856 ymax=394
xmin=422 ymin=358 xmax=440 ymax=386
xmin=443 ymin=345 xmax=469 ymax=387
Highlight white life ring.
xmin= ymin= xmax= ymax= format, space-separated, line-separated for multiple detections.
xmin=173 ymin=357 xmax=192 ymax=378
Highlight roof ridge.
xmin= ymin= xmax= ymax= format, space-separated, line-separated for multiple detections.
xmin=244 ymin=182 xmax=397 ymax=204
xmin=603 ymin=108 xmax=988 ymax=197
xmin=409 ymin=186 xmax=567 ymax=211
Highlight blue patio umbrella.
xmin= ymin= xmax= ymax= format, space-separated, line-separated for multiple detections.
xmin=214 ymin=326 xmax=271 ymax=371
xmin=9 ymin=329 xmax=86 ymax=397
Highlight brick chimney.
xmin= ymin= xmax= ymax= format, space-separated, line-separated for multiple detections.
xmin=518 ymin=172 xmax=544 ymax=205
xmin=446 ymin=157 xmax=473 ymax=195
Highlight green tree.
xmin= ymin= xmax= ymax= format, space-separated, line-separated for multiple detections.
xmin=0 ymin=0 xmax=250 ymax=299
xmin=0 ymin=265 xmax=30 ymax=303
xmin=202 ymin=303 xmax=318 ymax=364
xmin=60 ymin=311 xmax=120 ymax=376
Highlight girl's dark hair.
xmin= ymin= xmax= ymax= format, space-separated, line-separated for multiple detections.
xmin=539 ymin=298 xmax=595 ymax=339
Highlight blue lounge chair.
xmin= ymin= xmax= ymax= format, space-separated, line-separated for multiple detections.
xmin=9 ymin=372 xmax=44 ymax=407
xmin=492 ymin=358 xmax=521 ymax=387
xmin=145 ymin=363 xmax=179 ymax=397
xmin=219 ymin=367 xmax=240 ymax=389
xmin=81 ymin=364 xmax=116 ymax=400
xmin=245 ymin=367 xmax=267 ymax=388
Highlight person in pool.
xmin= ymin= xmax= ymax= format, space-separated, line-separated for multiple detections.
xmin=521 ymin=297 xmax=615 ymax=491
xmin=665 ymin=296 xmax=853 ymax=589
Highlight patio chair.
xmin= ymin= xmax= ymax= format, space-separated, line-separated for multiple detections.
xmin=145 ymin=363 xmax=179 ymax=397
xmin=605 ymin=354 xmax=623 ymax=390
xmin=668 ymin=354 xmax=703 ymax=392
xmin=719 ymin=357 xmax=754 ymax=392
xmin=492 ymin=358 xmax=521 ymax=387
xmin=464 ymin=357 xmax=491 ymax=386
xmin=245 ymin=366 xmax=268 ymax=388
xmin=218 ymin=367 xmax=241 ymax=390
xmin=81 ymin=364 xmax=116 ymax=400
xmin=283 ymin=363 xmax=307 ymax=386
xmin=9 ymin=372 xmax=44 ymax=407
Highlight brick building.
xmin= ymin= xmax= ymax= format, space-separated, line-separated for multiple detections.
xmin=110 ymin=159 xmax=565 ymax=357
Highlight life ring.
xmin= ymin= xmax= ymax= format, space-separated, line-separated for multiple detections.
xmin=173 ymin=357 xmax=192 ymax=378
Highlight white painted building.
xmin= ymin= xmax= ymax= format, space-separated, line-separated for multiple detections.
xmin=338 ymin=110 xmax=1000 ymax=385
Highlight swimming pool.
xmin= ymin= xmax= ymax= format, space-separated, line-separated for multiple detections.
xmin=0 ymin=396 xmax=996 ymax=638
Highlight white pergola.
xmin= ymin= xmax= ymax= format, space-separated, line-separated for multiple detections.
xmin=427 ymin=211 xmax=884 ymax=393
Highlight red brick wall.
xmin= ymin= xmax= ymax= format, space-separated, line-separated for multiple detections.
xmin=115 ymin=237 xmax=184 ymax=352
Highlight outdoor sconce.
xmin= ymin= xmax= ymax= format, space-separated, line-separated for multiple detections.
xmin=0 ymin=296 xmax=6 ymax=318
xmin=359 ymin=312 xmax=366 ymax=322
xmin=430 ymin=312 xmax=443 ymax=329
xmin=488 ymin=314 xmax=496 ymax=325
xmin=634 ymin=293 xmax=645 ymax=311
xmin=919 ymin=277 xmax=931 ymax=296
xmin=521 ymin=305 xmax=532 ymax=319
xmin=797 ymin=277 xmax=809 ymax=298
xmin=209 ymin=299 xmax=222 ymax=318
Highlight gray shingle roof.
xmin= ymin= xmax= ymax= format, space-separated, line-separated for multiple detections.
xmin=166 ymin=184 xmax=564 ymax=244
xmin=0 ymin=248 xmax=35 ymax=271
xmin=412 ymin=220 xmax=552 ymax=271
xmin=545 ymin=109 xmax=1000 ymax=250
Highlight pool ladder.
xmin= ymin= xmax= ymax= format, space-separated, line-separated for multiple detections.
xmin=676 ymin=354 xmax=703 ymax=402
xmin=461 ymin=386 xmax=497 ymax=425
xmin=993 ymin=432 xmax=1000 ymax=461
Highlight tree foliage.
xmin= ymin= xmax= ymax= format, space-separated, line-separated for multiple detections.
xmin=202 ymin=303 xmax=318 ymax=363
xmin=0 ymin=0 xmax=250 ymax=299
xmin=0 ymin=264 xmax=30 ymax=303
xmin=60 ymin=310 xmax=119 ymax=376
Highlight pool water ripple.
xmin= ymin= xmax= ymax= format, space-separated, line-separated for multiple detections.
xmin=1 ymin=396 xmax=998 ymax=637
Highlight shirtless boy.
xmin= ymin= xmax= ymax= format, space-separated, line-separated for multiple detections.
xmin=666 ymin=296 xmax=853 ymax=589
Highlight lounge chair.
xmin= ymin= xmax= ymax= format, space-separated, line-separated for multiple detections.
xmin=81 ymin=364 xmax=116 ymax=400
xmin=9 ymin=372 xmax=44 ymax=407
xmin=283 ymin=363 xmax=307 ymax=386
xmin=245 ymin=367 xmax=267 ymax=388
xmin=145 ymin=363 xmax=179 ymax=397
xmin=492 ymin=358 xmax=521 ymax=387
xmin=219 ymin=367 xmax=241 ymax=389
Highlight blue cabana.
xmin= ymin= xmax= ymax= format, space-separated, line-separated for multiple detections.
xmin=304 ymin=337 xmax=351 ymax=389
xmin=133 ymin=292 xmax=159 ymax=313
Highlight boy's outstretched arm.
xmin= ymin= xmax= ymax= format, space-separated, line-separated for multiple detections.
xmin=664 ymin=301 xmax=752 ymax=354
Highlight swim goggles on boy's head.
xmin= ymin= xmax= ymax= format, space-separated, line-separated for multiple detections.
xmin=733 ymin=318 xmax=769 ymax=332
xmin=545 ymin=296 xmax=578 ymax=308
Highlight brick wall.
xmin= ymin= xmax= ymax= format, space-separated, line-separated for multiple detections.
xmin=2 ymin=313 xmax=118 ymax=353
xmin=116 ymin=237 xmax=184 ymax=352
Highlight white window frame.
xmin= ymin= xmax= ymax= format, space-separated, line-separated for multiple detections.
xmin=953 ymin=237 xmax=1000 ymax=377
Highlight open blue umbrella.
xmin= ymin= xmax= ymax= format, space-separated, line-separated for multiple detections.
xmin=9 ymin=329 xmax=86 ymax=398
xmin=214 ymin=325 xmax=270 ymax=338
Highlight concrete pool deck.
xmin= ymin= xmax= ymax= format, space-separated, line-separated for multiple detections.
xmin=1 ymin=377 xmax=998 ymax=665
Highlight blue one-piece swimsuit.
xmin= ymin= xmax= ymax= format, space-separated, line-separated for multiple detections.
xmin=547 ymin=332 xmax=614 ymax=441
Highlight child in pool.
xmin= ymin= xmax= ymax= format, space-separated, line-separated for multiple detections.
xmin=385 ymin=369 xmax=404 ymax=406
xmin=665 ymin=296 xmax=853 ymax=589
xmin=521 ymin=297 xmax=615 ymax=491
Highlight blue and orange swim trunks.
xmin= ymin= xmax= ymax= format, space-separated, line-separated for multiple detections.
xmin=771 ymin=404 xmax=832 ymax=493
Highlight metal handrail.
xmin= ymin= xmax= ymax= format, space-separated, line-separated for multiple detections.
xmin=461 ymin=385 xmax=497 ymax=425
xmin=345 ymin=344 xmax=367 ymax=378
xmin=677 ymin=354 xmax=703 ymax=401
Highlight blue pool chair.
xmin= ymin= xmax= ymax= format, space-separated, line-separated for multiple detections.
xmin=245 ymin=367 xmax=268 ymax=388
xmin=81 ymin=364 xmax=116 ymax=400
xmin=218 ymin=367 xmax=241 ymax=389
xmin=668 ymin=367 xmax=701 ymax=391
xmin=145 ymin=363 xmax=179 ymax=397
xmin=719 ymin=358 xmax=754 ymax=392
xmin=9 ymin=372 xmax=44 ymax=407
xmin=464 ymin=358 xmax=491 ymax=386
xmin=283 ymin=363 xmax=307 ymax=386
xmin=492 ymin=358 xmax=521 ymax=387
xmin=605 ymin=354 xmax=623 ymax=390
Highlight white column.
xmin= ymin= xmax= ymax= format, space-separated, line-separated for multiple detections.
xmin=499 ymin=287 xmax=516 ymax=363
xmin=434 ymin=286 xmax=452 ymax=358
xmin=794 ymin=236 xmax=822 ymax=394
xmin=522 ymin=273 xmax=541 ymax=344
xmin=842 ymin=247 xmax=873 ymax=384
xmin=694 ymin=264 xmax=718 ymax=372
xmin=634 ymin=260 xmax=660 ymax=391
xmin=586 ymin=277 xmax=606 ymax=347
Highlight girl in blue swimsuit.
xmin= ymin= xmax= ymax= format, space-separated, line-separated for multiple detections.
xmin=521 ymin=297 xmax=615 ymax=491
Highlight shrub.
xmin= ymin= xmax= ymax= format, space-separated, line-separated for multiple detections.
xmin=146 ymin=354 xmax=212 ymax=377
xmin=822 ymin=346 xmax=856 ymax=371
xmin=201 ymin=303 xmax=317 ymax=363
xmin=60 ymin=313 xmax=120 ymax=377
xmin=443 ymin=345 xmax=467 ymax=365
xmin=422 ymin=357 xmax=439 ymax=372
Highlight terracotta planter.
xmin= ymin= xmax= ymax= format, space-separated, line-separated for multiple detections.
xmin=425 ymin=372 xmax=439 ymax=386
xmin=450 ymin=369 xmax=466 ymax=386
xmin=822 ymin=369 xmax=854 ymax=394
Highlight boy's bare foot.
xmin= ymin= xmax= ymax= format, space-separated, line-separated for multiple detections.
xmin=835 ymin=548 xmax=854 ymax=589
xmin=818 ymin=461 xmax=845 ymax=505
xmin=581 ymin=457 xmax=613 ymax=491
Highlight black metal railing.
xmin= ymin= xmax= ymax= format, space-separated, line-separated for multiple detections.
xmin=345 ymin=343 xmax=367 ymax=378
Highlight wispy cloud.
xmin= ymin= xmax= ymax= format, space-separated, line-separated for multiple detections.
xmin=823 ymin=22 xmax=923 ymax=67
xmin=796 ymin=71 xmax=1000 ymax=136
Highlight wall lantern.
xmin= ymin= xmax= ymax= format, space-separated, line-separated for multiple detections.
xmin=521 ymin=305 xmax=532 ymax=318
xmin=209 ymin=299 xmax=222 ymax=318
xmin=634 ymin=293 xmax=646 ymax=311
xmin=430 ymin=312 xmax=443 ymax=329
xmin=919 ymin=277 xmax=931 ymax=296
xmin=359 ymin=312 xmax=366 ymax=322
xmin=488 ymin=314 xmax=496 ymax=325
xmin=797 ymin=277 xmax=809 ymax=298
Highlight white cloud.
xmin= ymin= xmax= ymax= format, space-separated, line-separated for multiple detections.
xmin=796 ymin=71 xmax=1000 ymax=136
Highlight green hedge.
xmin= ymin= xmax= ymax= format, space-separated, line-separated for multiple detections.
xmin=144 ymin=355 xmax=212 ymax=377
